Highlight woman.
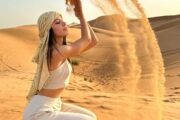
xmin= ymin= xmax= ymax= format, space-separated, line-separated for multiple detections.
xmin=22 ymin=0 xmax=99 ymax=120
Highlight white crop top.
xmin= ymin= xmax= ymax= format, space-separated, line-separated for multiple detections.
xmin=43 ymin=59 xmax=72 ymax=89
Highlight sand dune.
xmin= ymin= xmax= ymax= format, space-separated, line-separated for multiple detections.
xmin=73 ymin=14 xmax=180 ymax=67
xmin=0 ymin=12 xmax=180 ymax=120
xmin=148 ymin=16 xmax=180 ymax=69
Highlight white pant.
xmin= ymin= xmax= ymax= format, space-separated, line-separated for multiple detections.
xmin=22 ymin=95 xmax=97 ymax=120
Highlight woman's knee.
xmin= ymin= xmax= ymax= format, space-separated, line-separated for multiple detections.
xmin=89 ymin=112 xmax=97 ymax=120
xmin=85 ymin=110 xmax=97 ymax=120
xmin=58 ymin=112 xmax=95 ymax=120
xmin=80 ymin=114 xmax=97 ymax=120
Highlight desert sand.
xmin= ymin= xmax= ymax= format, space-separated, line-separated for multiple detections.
xmin=0 ymin=13 xmax=180 ymax=120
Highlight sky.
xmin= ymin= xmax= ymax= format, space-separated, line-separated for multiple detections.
xmin=0 ymin=0 xmax=180 ymax=29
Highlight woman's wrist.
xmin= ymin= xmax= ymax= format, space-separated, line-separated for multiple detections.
xmin=79 ymin=14 xmax=85 ymax=21
xmin=79 ymin=14 xmax=86 ymax=24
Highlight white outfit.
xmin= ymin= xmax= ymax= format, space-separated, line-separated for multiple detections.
xmin=43 ymin=59 xmax=72 ymax=89
xmin=22 ymin=95 xmax=96 ymax=120
xmin=23 ymin=59 xmax=97 ymax=120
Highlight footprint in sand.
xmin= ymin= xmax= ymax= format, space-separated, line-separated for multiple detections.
xmin=66 ymin=87 xmax=76 ymax=91
xmin=163 ymin=99 xmax=169 ymax=102
xmin=77 ymin=85 xmax=94 ymax=91
xmin=141 ymin=98 xmax=152 ymax=102
xmin=10 ymin=109 xmax=21 ymax=113
xmin=170 ymin=87 xmax=180 ymax=90
xmin=63 ymin=99 xmax=80 ymax=103
xmin=77 ymin=88 xmax=92 ymax=91
xmin=83 ymin=101 xmax=92 ymax=104
xmin=174 ymin=92 xmax=180 ymax=94
xmin=170 ymin=98 xmax=180 ymax=101
xmin=91 ymin=95 xmax=111 ymax=98
xmin=168 ymin=94 xmax=175 ymax=97
xmin=163 ymin=99 xmax=174 ymax=103
xmin=97 ymin=105 xmax=112 ymax=110
xmin=81 ymin=85 xmax=94 ymax=90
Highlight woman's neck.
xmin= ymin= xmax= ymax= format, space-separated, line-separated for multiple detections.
xmin=55 ymin=36 xmax=63 ymax=46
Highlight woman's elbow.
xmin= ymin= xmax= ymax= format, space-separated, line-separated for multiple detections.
xmin=89 ymin=40 xmax=98 ymax=49
xmin=92 ymin=39 xmax=98 ymax=45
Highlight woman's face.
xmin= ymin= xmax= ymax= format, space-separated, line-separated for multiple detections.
xmin=51 ymin=16 xmax=68 ymax=37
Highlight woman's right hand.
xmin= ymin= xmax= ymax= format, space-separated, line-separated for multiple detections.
xmin=73 ymin=0 xmax=84 ymax=20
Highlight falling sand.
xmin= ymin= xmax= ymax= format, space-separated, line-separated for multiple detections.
xmin=66 ymin=0 xmax=166 ymax=120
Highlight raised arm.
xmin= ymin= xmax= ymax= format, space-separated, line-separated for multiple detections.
xmin=54 ymin=0 xmax=94 ymax=59
xmin=79 ymin=22 xmax=99 ymax=53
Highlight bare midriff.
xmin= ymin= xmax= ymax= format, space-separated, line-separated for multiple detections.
xmin=38 ymin=88 xmax=65 ymax=98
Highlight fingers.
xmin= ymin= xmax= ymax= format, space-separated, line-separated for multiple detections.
xmin=74 ymin=0 xmax=81 ymax=7
xmin=74 ymin=0 xmax=82 ymax=9
xmin=67 ymin=0 xmax=81 ymax=7
xmin=73 ymin=2 xmax=82 ymax=14
xmin=67 ymin=0 xmax=83 ymax=19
